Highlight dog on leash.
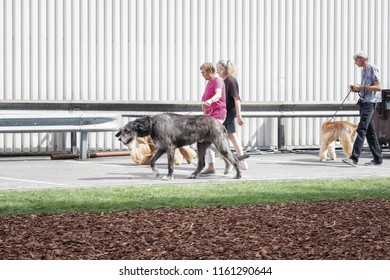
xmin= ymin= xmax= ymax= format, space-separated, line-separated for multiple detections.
xmin=319 ymin=120 xmax=357 ymax=161
xmin=116 ymin=113 xmax=248 ymax=180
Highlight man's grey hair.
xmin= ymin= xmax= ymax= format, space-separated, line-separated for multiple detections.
xmin=353 ymin=50 xmax=368 ymax=61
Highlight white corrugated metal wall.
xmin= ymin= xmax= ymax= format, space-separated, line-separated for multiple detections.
xmin=0 ymin=0 xmax=389 ymax=153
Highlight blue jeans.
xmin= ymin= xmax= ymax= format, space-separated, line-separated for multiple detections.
xmin=350 ymin=102 xmax=383 ymax=163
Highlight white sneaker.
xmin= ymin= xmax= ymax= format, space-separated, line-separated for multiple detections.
xmin=239 ymin=161 xmax=249 ymax=170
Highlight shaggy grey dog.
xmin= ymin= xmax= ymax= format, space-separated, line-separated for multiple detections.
xmin=116 ymin=113 xmax=247 ymax=180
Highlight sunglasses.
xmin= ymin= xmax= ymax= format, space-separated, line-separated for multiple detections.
xmin=218 ymin=60 xmax=229 ymax=70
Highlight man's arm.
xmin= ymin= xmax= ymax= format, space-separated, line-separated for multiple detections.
xmin=350 ymin=80 xmax=382 ymax=92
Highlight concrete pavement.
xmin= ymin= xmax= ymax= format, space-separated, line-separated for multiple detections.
xmin=0 ymin=149 xmax=389 ymax=191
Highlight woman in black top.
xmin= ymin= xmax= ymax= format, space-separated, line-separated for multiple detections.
xmin=216 ymin=60 xmax=248 ymax=173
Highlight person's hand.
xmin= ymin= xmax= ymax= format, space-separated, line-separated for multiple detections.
xmin=350 ymin=84 xmax=364 ymax=92
xmin=203 ymin=99 xmax=212 ymax=107
xmin=237 ymin=115 xmax=245 ymax=126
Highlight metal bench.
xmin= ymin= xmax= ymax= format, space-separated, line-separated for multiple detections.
xmin=0 ymin=111 xmax=122 ymax=159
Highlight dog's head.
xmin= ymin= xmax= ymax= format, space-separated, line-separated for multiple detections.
xmin=116 ymin=116 xmax=152 ymax=145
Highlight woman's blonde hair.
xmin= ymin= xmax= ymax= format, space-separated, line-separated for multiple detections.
xmin=217 ymin=60 xmax=236 ymax=76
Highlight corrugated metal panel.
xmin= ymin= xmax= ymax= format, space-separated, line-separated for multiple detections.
xmin=1 ymin=0 xmax=389 ymax=153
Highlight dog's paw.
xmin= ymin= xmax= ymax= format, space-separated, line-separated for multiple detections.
xmin=162 ymin=175 xmax=173 ymax=180
xmin=233 ymin=174 xmax=242 ymax=179
xmin=187 ymin=173 xmax=197 ymax=179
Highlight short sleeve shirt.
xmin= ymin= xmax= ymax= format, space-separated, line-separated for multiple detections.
xmin=224 ymin=76 xmax=240 ymax=118
xmin=202 ymin=77 xmax=227 ymax=120
xmin=361 ymin=65 xmax=381 ymax=103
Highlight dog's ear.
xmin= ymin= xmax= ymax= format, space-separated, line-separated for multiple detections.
xmin=133 ymin=116 xmax=152 ymax=136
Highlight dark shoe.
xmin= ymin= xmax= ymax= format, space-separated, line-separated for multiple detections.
xmin=199 ymin=168 xmax=216 ymax=176
xmin=364 ymin=160 xmax=383 ymax=166
xmin=342 ymin=158 xmax=358 ymax=167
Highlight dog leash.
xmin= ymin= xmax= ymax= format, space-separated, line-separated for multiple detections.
xmin=184 ymin=102 xmax=205 ymax=115
xmin=185 ymin=107 xmax=201 ymax=115
xmin=330 ymin=90 xmax=352 ymax=121
xmin=186 ymin=103 xmax=214 ymax=115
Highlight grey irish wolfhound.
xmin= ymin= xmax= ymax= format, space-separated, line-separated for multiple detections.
xmin=116 ymin=113 xmax=247 ymax=180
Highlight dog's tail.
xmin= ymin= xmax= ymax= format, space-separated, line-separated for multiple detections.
xmin=219 ymin=124 xmax=250 ymax=161
xmin=351 ymin=124 xmax=358 ymax=140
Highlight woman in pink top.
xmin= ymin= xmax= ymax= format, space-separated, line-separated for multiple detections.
xmin=199 ymin=62 xmax=227 ymax=176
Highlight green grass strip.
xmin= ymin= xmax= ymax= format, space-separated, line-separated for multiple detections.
xmin=0 ymin=178 xmax=389 ymax=216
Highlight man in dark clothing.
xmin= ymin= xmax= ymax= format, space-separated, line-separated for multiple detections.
xmin=342 ymin=51 xmax=383 ymax=167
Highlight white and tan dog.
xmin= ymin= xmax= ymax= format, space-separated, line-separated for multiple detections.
xmin=319 ymin=120 xmax=357 ymax=161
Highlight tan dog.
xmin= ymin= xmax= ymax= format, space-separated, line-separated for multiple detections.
xmin=130 ymin=136 xmax=196 ymax=166
xmin=319 ymin=120 xmax=357 ymax=161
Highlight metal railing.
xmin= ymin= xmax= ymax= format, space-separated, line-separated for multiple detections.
xmin=0 ymin=110 xmax=122 ymax=159
xmin=0 ymin=100 xmax=359 ymax=149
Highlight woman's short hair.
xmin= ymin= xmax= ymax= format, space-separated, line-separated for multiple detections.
xmin=200 ymin=62 xmax=216 ymax=73
xmin=217 ymin=60 xmax=236 ymax=76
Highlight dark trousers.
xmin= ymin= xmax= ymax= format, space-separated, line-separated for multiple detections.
xmin=350 ymin=102 xmax=383 ymax=163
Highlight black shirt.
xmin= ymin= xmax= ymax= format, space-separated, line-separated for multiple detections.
xmin=224 ymin=76 xmax=240 ymax=118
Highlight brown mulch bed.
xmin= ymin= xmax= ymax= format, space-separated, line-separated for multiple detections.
xmin=0 ymin=199 xmax=389 ymax=260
